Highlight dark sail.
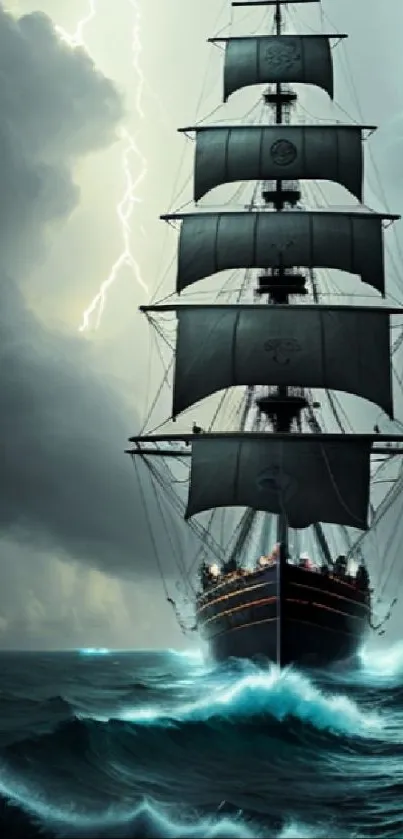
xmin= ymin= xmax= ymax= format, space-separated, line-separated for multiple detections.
xmin=187 ymin=125 xmax=368 ymax=202
xmin=168 ymin=304 xmax=395 ymax=418
xmin=212 ymin=35 xmax=337 ymax=101
xmin=162 ymin=210 xmax=394 ymax=295
xmin=185 ymin=435 xmax=371 ymax=530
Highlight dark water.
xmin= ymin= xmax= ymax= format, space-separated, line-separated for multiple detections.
xmin=0 ymin=645 xmax=402 ymax=838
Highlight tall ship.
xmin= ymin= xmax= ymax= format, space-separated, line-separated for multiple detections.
xmin=128 ymin=0 xmax=403 ymax=666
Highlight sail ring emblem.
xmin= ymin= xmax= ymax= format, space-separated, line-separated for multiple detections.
xmin=263 ymin=337 xmax=301 ymax=365
xmin=270 ymin=139 xmax=297 ymax=167
xmin=256 ymin=466 xmax=298 ymax=502
xmin=264 ymin=39 xmax=300 ymax=72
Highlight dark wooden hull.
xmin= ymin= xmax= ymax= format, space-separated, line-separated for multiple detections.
xmin=195 ymin=563 xmax=370 ymax=667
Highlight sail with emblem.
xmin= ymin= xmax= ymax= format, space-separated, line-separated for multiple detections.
xmin=153 ymin=304 xmax=396 ymax=418
xmin=218 ymin=34 xmax=336 ymax=100
xmin=162 ymin=210 xmax=393 ymax=294
xmin=185 ymin=125 xmax=368 ymax=202
xmin=127 ymin=0 xmax=403 ymax=661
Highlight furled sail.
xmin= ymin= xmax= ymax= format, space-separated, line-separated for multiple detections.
xmin=217 ymin=35 xmax=336 ymax=101
xmin=185 ymin=435 xmax=371 ymax=530
xmin=164 ymin=211 xmax=392 ymax=295
xmin=170 ymin=304 xmax=395 ymax=418
xmin=190 ymin=125 xmax=367 ymax=202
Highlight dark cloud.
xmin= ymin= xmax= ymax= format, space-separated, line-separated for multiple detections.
xmin=0 ymin=7 xmax=123 ymax=274
xmin=0 ymin=5 xmax=171 ymax=577
xmin=0 ymin=276 xmax=164 ymax=572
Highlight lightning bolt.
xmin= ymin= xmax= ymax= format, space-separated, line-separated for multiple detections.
xmin=55 ymin=0 xmax=97 ymax=49
xmin=55 ymin=1 xmax=148 ymax=332
xmin=79 ymin=126 xmax=148 ymax=332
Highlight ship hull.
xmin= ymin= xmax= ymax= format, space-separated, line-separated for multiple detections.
xmin=195 ymin=563 xmax=370 ymax=667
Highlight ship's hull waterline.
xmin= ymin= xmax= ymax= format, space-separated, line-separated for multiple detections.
xmin=195 ymin=564 xmax=370 ymax=667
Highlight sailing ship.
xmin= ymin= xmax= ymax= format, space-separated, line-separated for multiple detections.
xmin=128 ymin=0 xmax=403 ymax=667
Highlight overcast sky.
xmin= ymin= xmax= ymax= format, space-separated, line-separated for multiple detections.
xmin=0 ymin=0 xmax=402 ymax=650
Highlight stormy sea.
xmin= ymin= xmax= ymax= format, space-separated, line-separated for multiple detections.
xmin=0 ymin=646 xmax=402 ymax=838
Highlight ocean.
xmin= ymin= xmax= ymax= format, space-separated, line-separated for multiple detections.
xmin=0 ymin=646 xmax=402 ymax=838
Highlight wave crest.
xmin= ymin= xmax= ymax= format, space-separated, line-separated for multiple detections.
xmin=117 ymin=664 xmax=381 ymax=738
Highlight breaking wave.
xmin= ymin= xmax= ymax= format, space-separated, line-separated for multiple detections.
xmin=114 ymin=662 xmax=381 ymax=737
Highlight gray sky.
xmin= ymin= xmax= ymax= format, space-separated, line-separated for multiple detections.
xmin=0 ymin=0 xmax=402 ymax=649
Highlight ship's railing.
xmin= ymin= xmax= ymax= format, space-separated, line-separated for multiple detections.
xmin=198 ymin=558 xmax=367 ymax=603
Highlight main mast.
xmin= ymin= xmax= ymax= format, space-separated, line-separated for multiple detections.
xmin=256 ymin=0 xmax=306 ymax=559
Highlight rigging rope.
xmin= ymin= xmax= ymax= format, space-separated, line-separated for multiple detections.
xmin=132 ymin=458 xmax=171 ymax=602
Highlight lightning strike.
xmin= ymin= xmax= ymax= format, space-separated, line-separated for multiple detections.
xmin=79 ymin=127 xmax=148 ymax=332
xmin=55 ymin=0 xmax=97 ymax=49
xmin=55 ymin=1 xmax=149 ymax=332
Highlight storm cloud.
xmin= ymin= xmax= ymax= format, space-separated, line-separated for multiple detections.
xmin=0 ymin=8 xmax=122 ymax=272
xmin=0 ymin=6 xmax=168 ymax=577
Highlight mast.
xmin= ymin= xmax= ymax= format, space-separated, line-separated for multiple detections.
xmin=257 ymin=0 xmax=303 ymax=559
xmin=264 ymin=0 xmax=290 ymax=663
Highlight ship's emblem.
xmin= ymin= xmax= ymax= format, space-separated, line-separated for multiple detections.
xmin=269 ymin=238 xmax=295 ymax=263
xmin=263 ymin=337 xmax=301 ymax=365
xmin=263 ymin=39 xmax=300 ymax=73
xmin=256 ymin=466 xmax=298 ymax=502
xmin=270 ymin=139 xmax=297 ymax=167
